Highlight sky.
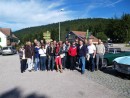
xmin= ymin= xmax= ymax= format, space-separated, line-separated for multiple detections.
xmin=0 ymin=0 xmax=130 ymax=31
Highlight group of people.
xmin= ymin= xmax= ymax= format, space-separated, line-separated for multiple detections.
xmin=19 ymin=38 xmax=105 ymax=74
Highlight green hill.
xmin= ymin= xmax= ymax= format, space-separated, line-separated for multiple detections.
xmin=13 ymin=14 xmax=130 ymax=44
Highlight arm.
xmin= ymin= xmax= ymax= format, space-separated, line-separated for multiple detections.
xmin=68 ymin=47 xmax=71 ymax=56
xmin=103 ymin=45 xmax=105 ymax=55
xmin=93 ymin=45 xmax=96 ymax=58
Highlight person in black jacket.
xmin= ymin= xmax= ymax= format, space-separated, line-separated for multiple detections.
xmin=25 ymin=41 xmax=34 ymax=72
xmin=19 ymin=45 xmax=27 ymax=73
xmin=78 ymin=40 xmax=86 ymax=74
xmin=46 ymin=41 xmax=55 ymax=71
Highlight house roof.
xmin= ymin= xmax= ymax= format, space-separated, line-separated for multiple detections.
xmin=71 ymin=31 xmax=98 ymax=43
xmin=0 ymin=28 xmax=11 ymax=36
xmin=89 ymin=35 xmax=99 ymax=42
xmin=71 ymin=31 xmax=86 ymax=39
xmin=12 ymin=34 xmax=18 ymax=38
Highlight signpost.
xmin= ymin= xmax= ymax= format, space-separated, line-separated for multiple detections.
xmin=43 ymin=31 xmax=52 ymax=43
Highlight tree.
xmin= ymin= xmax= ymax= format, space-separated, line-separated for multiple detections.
xmin=96 ymin=32 xmax=108 ymax=42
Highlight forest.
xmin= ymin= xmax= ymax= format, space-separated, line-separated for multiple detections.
xmin=13 ymin=13 xmax=130 ymax=44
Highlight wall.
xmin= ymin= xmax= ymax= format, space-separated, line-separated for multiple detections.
xmin=0 ymin=31 xmax=7 ymax=47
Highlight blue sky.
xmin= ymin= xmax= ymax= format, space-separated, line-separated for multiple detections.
xmin=0 ymin=0 xmax=130 ymax=31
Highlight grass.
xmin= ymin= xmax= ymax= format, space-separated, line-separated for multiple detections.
xmin=125 ymin=44 xmax=130 ymax=47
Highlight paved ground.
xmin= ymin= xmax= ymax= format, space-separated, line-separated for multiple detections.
xmin=110 ymin=44 xmax=130 ymax=51
xmin=0 ymin=54 xmax=129 ymax=98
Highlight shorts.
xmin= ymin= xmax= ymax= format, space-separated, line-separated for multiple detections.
xmin=55 ymin=56 xmax=62 ymax=65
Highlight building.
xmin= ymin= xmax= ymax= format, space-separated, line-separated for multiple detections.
xmin=0 ymin=28 xmax=18 ymax=47
xmin=66 ymin=31 xmax=98 ymax=44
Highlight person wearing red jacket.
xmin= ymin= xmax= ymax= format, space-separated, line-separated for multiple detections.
xmin=68 ymin=42 xmax=77 ymax=70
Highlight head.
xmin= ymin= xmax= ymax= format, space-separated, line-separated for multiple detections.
xmin=56 ymin=42 xmax=60 ymax=47
xmin=79 ymin=40 xmax=83 ymax=46
xmin=41 ymin=45 xmax=45 ymax=49
xmin=98 ymin=39 xmax=102 ymax=44
xmin=72 ymin=42 xmax=76 ymax=46
xmin=75 ymin=39 xmax=79 ymax=44
xmin=36 ymin=42 xmax=41 ymax=47
xmin=65 ymin=40 xmax=69 ymax=45
xmin=53 ymin=40 xmax=57 ymax=45
xmin=68 ymin=42 xmax=71 ymax=46
xmin=28 ymin=41 xmax=32 ymax=46
xmin=50 ymin=41 xmax=54 ymax=47
xmin=21 ymin=45 xmax=24 ymax=49
xmin=41 ymin=40 xmax=43 ymax=43
xmin=88 ymin=39 xmax=93 ymax=45
xmin=34 ymin=39 xmax=38 ymax=44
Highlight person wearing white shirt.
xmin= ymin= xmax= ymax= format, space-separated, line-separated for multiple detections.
xmin=39 ymin=45 xmax=47 ymax=71
xmin=87 ymin=39 xmax=96 ymax=72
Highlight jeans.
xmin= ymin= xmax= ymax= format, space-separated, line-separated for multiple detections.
xmin=79 ymin=56 xmax=86 ymax=74
xmin=62 ymin=56 xmax=67 ymax=69
xmin=89 ymin=54 xmax=95 ymax=71
xmin=27 ymin=58 xmax=33 ymax=71
xmin=96 ymin=53 xmax=104 ymax=70
xmin=34 ymin=57 xmax=40 ymax=71
xmin=48 ymin=56 xmax=55 ymax=71
xmin=40 ymin=56 xmax=47 ymax=71
xmin=20 ymin=59 xmax=27 ymax=73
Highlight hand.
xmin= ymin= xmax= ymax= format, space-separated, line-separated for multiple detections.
xmin=93 ymin=55 xmax=95 ymax=58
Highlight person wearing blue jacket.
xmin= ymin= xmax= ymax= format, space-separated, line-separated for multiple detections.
xmin=34 ymin=42 xmax=40 ymax=71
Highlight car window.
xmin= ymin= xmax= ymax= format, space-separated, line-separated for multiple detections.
xmin=2 ymin=47 xmax=8 ymax=50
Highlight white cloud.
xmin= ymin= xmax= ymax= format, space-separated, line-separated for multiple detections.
xmin=80 ymin=0 xmax=123 ymax=18
xmin=0 ymin=0 xmax=73 ymax=31
xmin=105 ymin=0 xmax=123 ymax=7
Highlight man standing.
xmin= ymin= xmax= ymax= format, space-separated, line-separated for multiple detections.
xmin=25 ymin=41 xmax=34 ymax=72
xmin=78 ymin=40 xmax=86 ymax=74
xmin=46 ymin=41 xmax=55 ymax=71
xmin=96 ymin=39 xmax=105 ymax=70
xmin=87 ymin=39 xmax=96 ymax=72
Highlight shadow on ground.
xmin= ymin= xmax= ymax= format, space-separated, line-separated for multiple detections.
xmin=101 ymin=66 xmax=130 ymax=80
xmin=0 ymin=87 xmax=49 ymax=98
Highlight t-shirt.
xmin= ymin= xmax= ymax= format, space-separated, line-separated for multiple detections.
xmin=96 ymin=44 xmax=105 ymax=54
xmin=87 ymin=44 xmax=96 ymax=54
xmin=39 ymin=49 xmax=46 ymax=57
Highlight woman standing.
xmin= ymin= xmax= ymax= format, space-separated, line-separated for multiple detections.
xmin=39 ymin=45 xmax=47 ymax=71
xmin=68 ymin=42 xmax=77 ymax=70
xmin=19 ymin=45 xmax=27 ymax=73
xmin=55 ymin=43 xmax=63 ymax=73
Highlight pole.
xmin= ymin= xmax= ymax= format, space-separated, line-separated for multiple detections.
xmin=59 ymin=22 xmax=60 ymax=41
xmin=58 ymin=8 xmax=64 ymax=41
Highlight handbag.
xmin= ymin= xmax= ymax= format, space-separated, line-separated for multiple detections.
xmin=60 ymin=53 xmax=65 ymax=58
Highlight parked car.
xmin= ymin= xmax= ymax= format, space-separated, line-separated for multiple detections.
xmin=103 ymin=48 xmax=130 ymax=67
xmin=113 ymin=56 xmax=130 ymax=75
xmin=2 ymin=46 xmax=17 ymax=55
xmin=0 ymin=48 xmax=2 ymax=55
